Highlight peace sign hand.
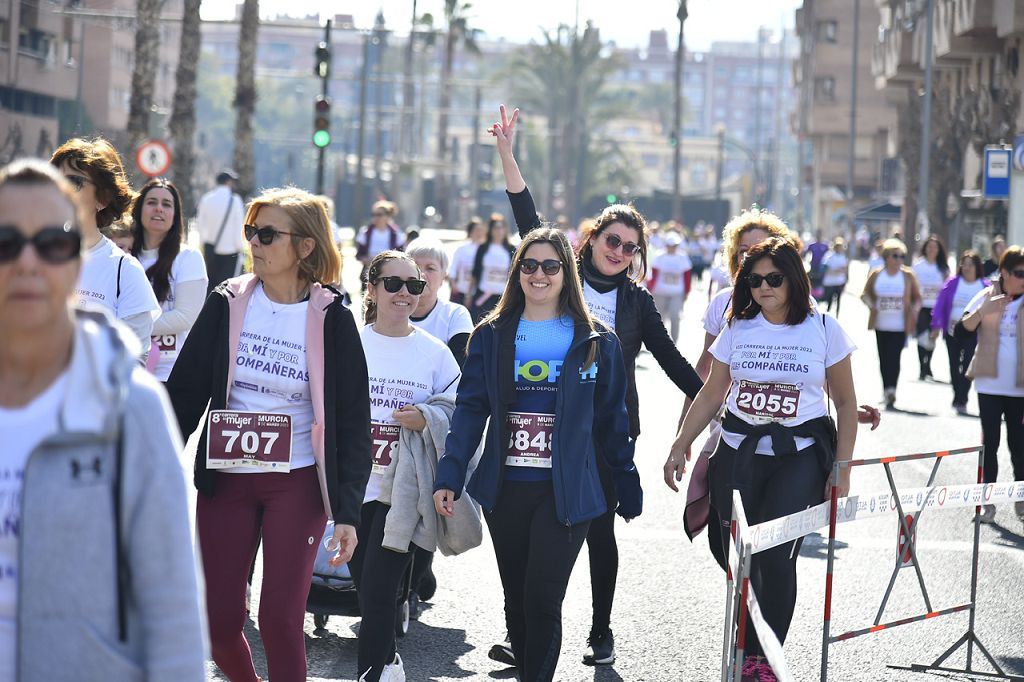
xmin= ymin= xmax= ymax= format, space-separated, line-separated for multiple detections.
xmin=489 ymin=104 xmax=520 ymax=158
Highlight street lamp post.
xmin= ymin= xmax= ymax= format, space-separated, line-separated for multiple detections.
xmin=847 ymin=0 xmax=860 ymax=242
xmin=671 ymin=1 xmax=687 ymax=224
xmin=917 ymin=0 xmax=935 ymax=243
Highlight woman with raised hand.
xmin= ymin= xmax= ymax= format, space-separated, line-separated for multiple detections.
xmin=129 ymin=178 xmax=208 ymax=381
xmin=434 ymin=227 xmax=639 ymax=682
xmin=930 ymin=250 xmax=988 ymax=415
xmin=668 ymin=237 xmax=858 ymax=681
xmin=167 ymin=187 xmax=372 ymax=682
xmin=490 ymin=105 xmax=700 ymax=667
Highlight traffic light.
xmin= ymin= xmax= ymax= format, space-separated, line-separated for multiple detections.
xmin=606 ymin=193 xmax=617 ymax=204
xmin=313 ymin=96 xmax=331 ymax=148
xmin=314 ymin=41 xmax=330 ymax=79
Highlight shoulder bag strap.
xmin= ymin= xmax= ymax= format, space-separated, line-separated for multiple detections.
xmin=212 ymin=194 xmax=237 ymax=249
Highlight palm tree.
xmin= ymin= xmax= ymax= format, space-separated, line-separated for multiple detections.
xmin=126 ymin=0 xmax=163 ymax=149
xmin=169 ymin=0 xmax=203 ymax=217
xmin=233 ymin=0 xmax=259 ymax=197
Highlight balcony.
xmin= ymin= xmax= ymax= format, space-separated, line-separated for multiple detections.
xmin=951 ymin=0 xmax=996 ymax=37
xmin=993 ymin=0 xmax=1024 ymax=38
xmin=872 ymin=23 xmax=919 ymax=85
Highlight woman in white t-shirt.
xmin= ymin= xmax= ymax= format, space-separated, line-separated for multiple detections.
xmin=129 ymin=178 xmax=208 ymax=381
xmin=960 ymin=246 xmax=1024 ymax=524
xmin=668 ymin=237 xmax=858 ymax=680
xmin=408 ymin=237 xmax=473 ymax=364
xmin=448 ymin=217 xmax=487 ymax=305
xmin=649 ymin=233 xmax=692 ymax=342
xmin=821 ymin=237 xmax=850 ymax=316
xmin=469 ymin=214 xmax=514 ymax=322
xmin=352 ymin=251 xmax=461 ymax=681
xmin=912 ymin=235 xmax=951 ymax=380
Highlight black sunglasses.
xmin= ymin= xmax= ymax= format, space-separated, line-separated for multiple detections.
xmin=62 ymin=175 xmax=92 ymax=192
xmin=887 ymin=253 xmax=905 ymax=260
xmin=519 ymin=258 xmax=563 ymax=275
xmin=375 ymin=276 xmax=426 ymax=295
xmin=244 ymin=224 xmax=298 ymax=245
xmin=603 ymin=233 xmax=641 ymax=256
xmin=0 ymin=224 xmax=81 ymax=264
xmin=1009 ymin=269 xmax=1024 ymax=280
xmin=745 ymin=272 xmax=786 ymax=289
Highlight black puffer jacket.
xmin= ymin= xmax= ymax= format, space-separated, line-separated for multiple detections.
xmin=508 ymin=187 xmax=703 ymax=437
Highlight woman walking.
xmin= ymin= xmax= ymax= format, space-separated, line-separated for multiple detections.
xmin=822 ymin=237 xmax=849 ymax=316
xmin=167 ymin=187 xmax=372 ymax=682
xmin=930 ymin=251 xmax=988 ymax=414
xmin=469 ymin=213 xmax=514 ymax=322
xmin=448 ymin=218 xmax=487 ymax=306
xmin=667 ymin=237 xmax=859 ymax=681
xmin=913 ymin=235 xmax=951 ymax=380
xmin=129 ymin=178 xmax=208 ymax=381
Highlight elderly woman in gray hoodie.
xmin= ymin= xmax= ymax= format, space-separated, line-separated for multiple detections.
xmin=0 ymin=159 xmax=205 ymax=681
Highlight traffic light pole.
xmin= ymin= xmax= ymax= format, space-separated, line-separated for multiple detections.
xmin=315 ymin=19 xmax=331 ymax=196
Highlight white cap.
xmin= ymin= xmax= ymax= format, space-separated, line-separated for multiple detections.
xmin=665 ymin=232 xmax=682 ymax=247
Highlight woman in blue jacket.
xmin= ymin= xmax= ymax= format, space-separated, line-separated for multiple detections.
xmin=433 ymin=227 xmax=641 ymax=682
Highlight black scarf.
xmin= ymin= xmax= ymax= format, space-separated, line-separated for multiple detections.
xmin=580 ymin=251 xmax=629 ymax=294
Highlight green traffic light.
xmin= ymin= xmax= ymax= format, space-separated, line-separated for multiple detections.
xmin=313 ymin=130 xmax=331 ymax=148
xmin=606 ymin=194 xmax=617 ymax=203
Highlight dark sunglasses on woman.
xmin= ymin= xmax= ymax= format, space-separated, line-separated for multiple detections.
xmin=244 ymin=224 xmax=298 ymax=245
xmin=62 ymin=175 xmax=92 ymax=192
xmin=519 ymin=258 xmax=563 ymax=275
xmin=603 ymin=233 xmax=640 ymax=256
xmin=745 ymin=272 xmax=786 ymax=289
xmin=375 ymin=276 xmax=427 ymax=295
xmin=0 ymin=224 xmax=81 ymax=264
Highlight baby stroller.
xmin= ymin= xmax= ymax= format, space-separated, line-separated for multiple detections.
xmin=306 ymin=522 xmax=415 ymax=638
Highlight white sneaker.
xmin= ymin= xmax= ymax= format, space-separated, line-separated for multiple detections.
xmin=979 ymin=504 xmax=997 ymax=523
xmin=360 ymin=653 xmax=406 ymax=682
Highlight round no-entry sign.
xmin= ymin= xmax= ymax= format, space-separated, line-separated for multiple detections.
xmin=136 ymin=140 xmax=172 ymax=177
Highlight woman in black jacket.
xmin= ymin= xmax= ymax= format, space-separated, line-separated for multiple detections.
xmin=166 ymin=187 xmax=372 ymax=682
xmin=489 ymin=105 xmax=702 ymax=667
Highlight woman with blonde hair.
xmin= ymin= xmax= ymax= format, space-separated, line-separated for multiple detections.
xmin=167 ymin=187 xmax=372 ymax=682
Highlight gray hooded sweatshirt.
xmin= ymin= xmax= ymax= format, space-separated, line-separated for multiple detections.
xmin=15 ymin=310 xmax=206 ymax=681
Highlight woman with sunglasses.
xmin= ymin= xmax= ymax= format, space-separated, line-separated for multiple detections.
xmin=166 ymin=188 xmax=372 ymax=682
xmin=356 ymin=200 xmax=405 ymax=291
xmin=434 ymin=227 xmax=639 ymax=682
xmin=861 ymin=238 xmax=922 ymax=410
xmin=350 ymin=250 xmax=462 ymax=681
xmin=0 ymin=159 xmax=205 ymax=678
xmin=129 ymin=178 xmax=208 ymax=381
xmin=469 ymin=213 xmax=514 ymax=323
xmin=960 ymin=245 xmax=1024 ymax=524
xmin=490 ymin=105 xmax=699 ymax=666
xmin=912 ymin=235 xmax=951 ymax=380
xmin=50 ymin=138 xmax=160 ymax=363
xmin=668 ymin=237 xmax=858 ymax=681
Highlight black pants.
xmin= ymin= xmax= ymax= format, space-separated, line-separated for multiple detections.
xmin=485 ymin=481 xmax=591 ymax=682
xmin=875 ymin=330 xmax=906 ymax=391
xmin=708 ymin=442 xmax=827 ymax=656
xmin=824 ymin=284 xmax=845 ymax=316
xmin=349 ymin=501 xmax=414 ymax=682
xmin=586 ymin=460 xmax=618 ymax=635
xmin=203 ymin=247 xmax=238 ymax=294
xmin=945 ymin=331 xmax=977 ymax=407
xmin=977 ymin=393 xmax=1024 ymax=484
xmin=471 ymin=294 xmax=502 ymax=324
xmin=916 ymin=307 xmax=935 ymax=377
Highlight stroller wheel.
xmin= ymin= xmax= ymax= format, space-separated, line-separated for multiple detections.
xmin=313 ymin=613 xmax=329 ymax=632
xmin=395 ymin=599 xmax=410 ymax=638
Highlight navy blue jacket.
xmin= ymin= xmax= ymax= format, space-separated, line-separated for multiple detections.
xmin=434 ymin=311 xmax=642 ymax=525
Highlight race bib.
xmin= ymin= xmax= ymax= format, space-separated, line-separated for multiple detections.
xmin=662 ymin=273 xmax=681 ymax=287
xmin=922 ymin=284 xmax=941 ymax=302
xmin=206 ymin=410 xmax=292 ymax=470
xmin=505 ymin=411 xmax=555 ymax=468
xmin=486 ymin=268 xmax=507 ymax=284
xmin=735 ymin=380 xmax=800 ymax=422
xmin=153 ymin=334 xmax=177 ymax=354
xmin=371 ymin=422 xmax=400 ymax=475
xmin=877 ymin=296 xmax=903 ymax=313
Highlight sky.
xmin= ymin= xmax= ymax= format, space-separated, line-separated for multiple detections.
xmin=200 ymin=0 xmax=804 ymax=51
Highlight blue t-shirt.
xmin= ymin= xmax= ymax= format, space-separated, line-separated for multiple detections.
xmin=505 ymin=316 xmax=575 ymax=482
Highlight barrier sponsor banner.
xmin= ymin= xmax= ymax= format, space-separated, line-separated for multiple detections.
xmin=748 ymin=481 xmax=1024 ymax=554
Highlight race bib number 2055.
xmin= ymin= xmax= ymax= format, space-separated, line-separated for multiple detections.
xmin=736 ymin=380 xmax=800 ymax=422
xmin=206 ymin=410 xmax=292 ymax=470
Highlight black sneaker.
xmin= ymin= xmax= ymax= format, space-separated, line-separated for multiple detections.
xmin=583 ymin=629 xmax=616 ymax=666
xmin=416 ymin=565 xmax=437 ymax=602
xmin=487 ymin=642 xmax=516 ymax=668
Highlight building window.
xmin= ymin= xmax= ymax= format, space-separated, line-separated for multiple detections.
xmin=817 ymin=20 xmax=838 ymax=43
xmin=814 ymin=76 xmax=836 ymax=101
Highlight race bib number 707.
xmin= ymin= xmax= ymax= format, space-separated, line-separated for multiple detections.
xmin=206 ymin=410 xmax=293 ymax=470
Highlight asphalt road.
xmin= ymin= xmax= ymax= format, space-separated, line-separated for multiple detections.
xmin=198 ymin=260 xmax=1024 ymax=681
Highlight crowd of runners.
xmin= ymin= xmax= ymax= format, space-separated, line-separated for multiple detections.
xmin=1 ymin=104 xmax=1023 ymax=682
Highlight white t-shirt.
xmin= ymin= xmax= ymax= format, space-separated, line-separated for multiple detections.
xmin=822 ymin=253 xmax=849 ymax=287
xmin=584 ymin=282 xmax=618 ymax=330
xmin=478 ymin=244 xmax=512 ymax=296
xmin=76 ymin=236 xmax=160 ymax=321
xmin=703 ymin=287 xmax=733 ymax=336
xmin=873 ymin=270 xmax=907 ymax=332
xmin=224 ymin=285 xmax=315 ymax=473
xmin=0 ymin=371 xmax=68 ymax=677
xmin=367 ymin=229 xmax=395 ymax=260
xmin=360 ymin=325 xmax=462 ymax=503
xmin=411 ymin=299 xmax=473 ymax=345
xmin=651 ymin=252 xmax=692 ymax=295
xmin=448 ymin=242 xmax=478 ymax=294
xmin=913 ymin=260 xmax=946 ymax=308
xmin=966 ymin=290 xmax=1024 ymax=397
xmin=948 ymin=278 xmax=986 ymax=334
xmin=711 ymin=312 xmax=855 ymax=455
xmin=700 ymin=236 xmax=720 ymax=263
xmin=138 ymin=245 xmax=208 ymax=381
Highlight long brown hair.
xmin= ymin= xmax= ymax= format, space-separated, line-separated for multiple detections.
xmin=475 ymin=227 xmax=599 ymax=367
xmin=576 ymin=203 xmax=649 ymax=282
xmin=130 ymin=178 xmax=183 ymax=303
xmin=363 ymin=250 xmax=420 ymax=324
xmin=50 ymin=137 xmax=134 ymax=228
xmin=729 ymin=237 xmax=813 ymax=326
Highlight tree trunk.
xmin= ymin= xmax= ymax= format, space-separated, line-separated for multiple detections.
xmin=127 ymin=0 xmax=163 ymax=151
xmin=436 ymin=30 xmax=455 ymax=220
xmin=169 ymin=0 xmax=202 ymax=218
xmin=233 ymin=0 xmax=259 ymax=198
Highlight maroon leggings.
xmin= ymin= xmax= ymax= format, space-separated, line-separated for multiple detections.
xmin=197 ymin=466 xmax=326 ymax=682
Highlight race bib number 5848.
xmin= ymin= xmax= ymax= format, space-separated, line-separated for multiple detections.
xmin=736 ymin=380 xmax=800 ymax=421
xmin=206 ymin=410 xmax=292 ymax=470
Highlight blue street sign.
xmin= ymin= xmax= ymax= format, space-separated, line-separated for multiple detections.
xmin=983 ymin=146 xmax=1011 ymax=199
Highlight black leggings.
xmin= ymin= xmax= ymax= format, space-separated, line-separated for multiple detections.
xmin=486 ymin=481 xmax=591 ymax=682
xmin=875 ymin=330 xmax=906 ymax=391
xmin=916 ymin=307 xmax=934 ymax=376
xmin=708 ymin=442 xmax=827 ymax=656
xmin=977 ymin=393 xmax=1024 ymax=484
xmin=824 ymin=284 xmax=845 ymax=316
xmin=945 ymin=331 xmax=977 ymax=407
xmin=349 ymin=501 xmax=414 ymax=682
xmin=586 ymin=461 xmax=618 ymax=634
